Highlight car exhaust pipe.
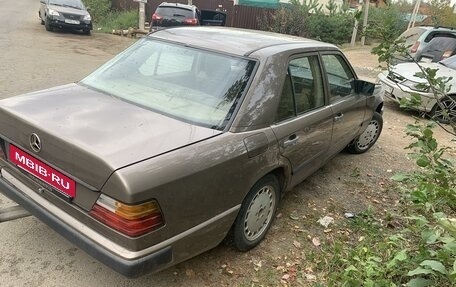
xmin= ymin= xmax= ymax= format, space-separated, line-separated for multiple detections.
xmin=0 ymin=205 xmax=31 ymax=222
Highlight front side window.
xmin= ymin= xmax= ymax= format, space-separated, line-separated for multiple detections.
xmin=321 ymin=54 xmax=355 ymax=103
xmin=276 ymin=55 xmax=324 ymax=122
xmin=82 ymin=39 xmax=256 ymax=129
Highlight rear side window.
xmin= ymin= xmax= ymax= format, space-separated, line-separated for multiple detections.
xmin=276 ymin=55 xmax=324 ymax=122
xmin=423 ymin=37 xmax=456 ymax=52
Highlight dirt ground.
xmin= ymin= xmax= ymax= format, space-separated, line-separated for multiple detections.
xmin=0 ymin=3 xmax=455 ymax=284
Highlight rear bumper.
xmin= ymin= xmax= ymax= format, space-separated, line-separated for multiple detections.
xmin=0 ymin=168 xmax=172 ymax=278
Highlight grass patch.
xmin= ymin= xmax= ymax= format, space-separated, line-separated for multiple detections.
xmin=95 ymin=10 xmax=139 ymax=33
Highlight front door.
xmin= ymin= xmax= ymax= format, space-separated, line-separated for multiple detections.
xmin=320 ymin=53 xmax=367 ymax=155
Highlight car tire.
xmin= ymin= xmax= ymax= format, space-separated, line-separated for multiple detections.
xmin=83 ymin=29 xmax=91 ymax=35
xmin=44 ymin=18 xmax=52 ymax=32
xmin=39 ymin=12 xmax=44 ymax=25
xmin=346 ymin=112 xmax=383 ymax=154
xmin=430 ymin=95 xmax=456 ymax=124
xmin=233 ymin=174 xmax=280 ymax=252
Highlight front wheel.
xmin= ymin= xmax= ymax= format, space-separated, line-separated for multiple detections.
xmin=346 ymin=112 xmax=383 ymax=154
xmin=44 ymin=18 xmax=52 ymax=31
xmin=430 ymin=95 xmax=456 ymax=124
xmin=233 ymin=174 xmax=280 ymax=251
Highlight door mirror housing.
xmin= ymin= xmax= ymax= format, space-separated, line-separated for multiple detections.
xmin=354 ymin=79 xmax=375 ymax=96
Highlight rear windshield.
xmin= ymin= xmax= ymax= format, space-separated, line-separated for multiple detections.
xmin=81 ymin=39 xmax=256 ymax=130
xmin=156 ymin=7 xmax=194 ymax=18
xmin=423 ymin=37 xmax=456 ymax=52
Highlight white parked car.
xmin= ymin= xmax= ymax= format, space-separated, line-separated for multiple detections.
xmin=378 ymin=55 xmax=456 ymax=123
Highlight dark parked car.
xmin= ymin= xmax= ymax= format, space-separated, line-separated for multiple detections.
xmin=417 ymin=36 xmax=456 ymax=62
xmin=150 ymin=2 xmax=226 ymax=31
xmin=0 ymin=27 xmax=383 ymax=278
xmin=39 ymin=0 xmax=92 ymax=34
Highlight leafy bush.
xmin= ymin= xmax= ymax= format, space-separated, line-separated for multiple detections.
xmin=364 ymin=5 xmax=407 ymax=43
xmin=306 ymin=13 xmax=354 ymax=45
xmin=258 ymin=0 xmax=354 ymax=45
xmin=83 ymin=0 xmax=111 ymax=23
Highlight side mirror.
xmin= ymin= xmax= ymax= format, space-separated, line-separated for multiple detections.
xmin=354 ymin=79 xmax=375 ymax=96
xmin=86 ymin=6 xmax=91 ymax=11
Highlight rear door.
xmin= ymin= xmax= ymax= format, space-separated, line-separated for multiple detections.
xmin=320 ymin=53 xmax=366 ymax=155
xmin=201 ymin=10 xmax=226 ymax=26
xmin=271 ymin=53 xmax=333 ymax=186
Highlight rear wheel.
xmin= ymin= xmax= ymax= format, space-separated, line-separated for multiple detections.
xmin=233 ymin=174 xmax=280 ymax=251
xmin=430 ymin=95 xmax=456 ymax=124
xmin=82 ymin=29 xmax=91 ymax=35
xmin=346 ymin=112 xmax=383 ymax=154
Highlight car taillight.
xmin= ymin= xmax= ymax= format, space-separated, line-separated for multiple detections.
xmin=442 ymin=50 xmax=452 ymax=59
xmin=152 ymin=13 xmax=162 ymax=21
xmin=183 ymin=18 xmax=198 ymax=25
xmin=411 ymin=41 xmax=420 ymax=53
xmin=89 ymin=194 xmax=164 ymax=237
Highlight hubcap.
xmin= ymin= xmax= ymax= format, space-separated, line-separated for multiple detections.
xmin=244 ymin=185 xmax=275 ymax=241
xmin=357 ymin=119 xmax=380 ymax=150
xmin=433 ymin=98 xmax=456 ymax=123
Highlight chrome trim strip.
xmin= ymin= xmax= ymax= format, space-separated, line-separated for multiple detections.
xmin=1 ymin=169 xmax=240 ymax=260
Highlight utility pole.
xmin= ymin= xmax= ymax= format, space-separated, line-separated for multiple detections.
xmin=134 ymin=0 xmax=147 ymax=31
xmin=360 ymin=0 xmax=369 ymax=46
xmin=407 ymin=0 xmax=421 ymax=30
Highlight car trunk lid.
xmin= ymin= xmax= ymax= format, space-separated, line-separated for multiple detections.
xmin=0 ymin=84 xmax=221 ymax=190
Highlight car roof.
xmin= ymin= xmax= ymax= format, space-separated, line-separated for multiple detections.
xmin=148 ymin=27 xmax=337 ymax=56
xmin=157 ymin=2 xmax=196 ymax=10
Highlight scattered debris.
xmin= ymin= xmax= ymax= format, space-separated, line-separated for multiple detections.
xmin=312 ymin=237 xmax=321 ymax=246
xmin=344 ymin=212 xmax=355 ymax=218
xmin=317 ymin=216 xmax=334 ymax=228
xmin=293 ymin=240 xmax=301 ymax=249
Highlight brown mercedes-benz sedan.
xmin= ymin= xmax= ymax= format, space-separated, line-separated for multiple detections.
xmin=0 ymin=27 xmax=383 ymax=277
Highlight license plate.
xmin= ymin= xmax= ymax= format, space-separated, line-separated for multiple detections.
xmin=9 ymin=145 xmax=76 ymax=198
xmin=421 ymin=57 xmax=432 ymax=63
xmin=65 ymin=19 xmax=80 ymax=25
xmin=382 ymin=83 xmax=393 ymax=95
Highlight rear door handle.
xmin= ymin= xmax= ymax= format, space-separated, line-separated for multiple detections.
xmin=283 ymin=134 xmax=299 ymax=148
xmin=334 ymin=113 xmax=344 ymax=122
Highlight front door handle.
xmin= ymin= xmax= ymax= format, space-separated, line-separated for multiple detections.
xmin=283 ymin=134 xmax=299 ymax=148
xmin=334 ymin=113 xmax=344 ymax=122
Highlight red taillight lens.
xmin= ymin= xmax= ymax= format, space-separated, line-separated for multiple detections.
xmin=152 ymin=13 xmax=162 ymax=21
xmin=411 ymin=41 xmax=420 ymax=53
xmin=89 ymin=194 xmax=164 ymax=237
xmin=183 ymin=18 xmax=198 ymax=25
xmin=442 ymin=50 xmax=452 ymax=59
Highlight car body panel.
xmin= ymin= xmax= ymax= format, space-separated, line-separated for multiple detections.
xmin=0 ymin=27 xmax=382 ymax=277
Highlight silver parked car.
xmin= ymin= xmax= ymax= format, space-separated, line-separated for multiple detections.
xmin=0 ymin=27 xmax=383 ymax=277
xmin=378 ymin=54 xmax=456 ymax=123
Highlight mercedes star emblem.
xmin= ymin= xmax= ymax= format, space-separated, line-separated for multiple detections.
xmin=30 ymin=133 xmax=42 ymax=153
